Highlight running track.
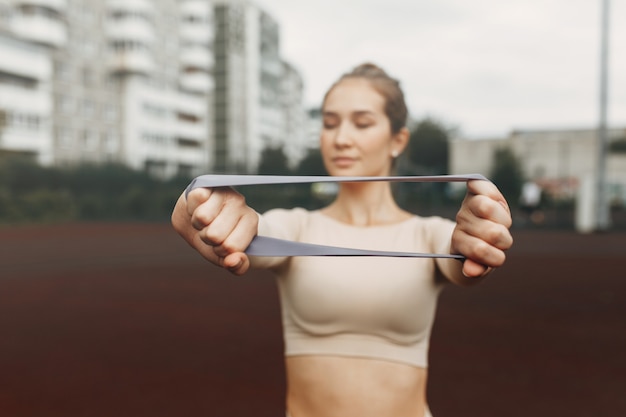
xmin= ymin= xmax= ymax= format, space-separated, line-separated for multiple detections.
xmin=1 ymin=223 xmax=624 ymax=417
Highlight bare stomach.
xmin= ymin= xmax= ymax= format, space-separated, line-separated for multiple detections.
xmin=285 ymin=356 xmax=428 ymax=417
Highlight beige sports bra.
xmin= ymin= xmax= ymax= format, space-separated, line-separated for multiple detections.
xmin=257 ymin=209 xmax=456 ymax=368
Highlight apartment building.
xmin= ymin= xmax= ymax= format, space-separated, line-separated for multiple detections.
xmin=1 ymin=0 xmax=306 ymax=176
xmin=213 ymin=0 xmax=306 ymax=173
xmin=0 ymin=0 xmax=214 ymax=178
xmin=0 ymin=29 xmax=53 ymax=164
xmin=280 ymin=60 xmax=307 ymax=167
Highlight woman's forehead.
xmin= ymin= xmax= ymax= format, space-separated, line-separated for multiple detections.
xmin=324 ymin=78 xmax=386 ymax=113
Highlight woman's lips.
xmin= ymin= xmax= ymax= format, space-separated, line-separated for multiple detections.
xmin=332 ymin=157 xmax=356 ymax=167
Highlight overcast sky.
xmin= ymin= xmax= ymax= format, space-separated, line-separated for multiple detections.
xmin=258 ymin=0 xmax=625 ymax=138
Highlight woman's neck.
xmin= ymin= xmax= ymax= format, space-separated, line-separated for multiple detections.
xmin=322 ymin=181 xmax=410 ymax=227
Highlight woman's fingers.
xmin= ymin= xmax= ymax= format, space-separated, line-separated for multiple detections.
xmin=452 ymin=180 xmax=513 ymax=277
xmin=185 ymin=187 xmax=214 ymax=219
xmin=455 ymin=212 xmax=513 ymax=251
xmin=213 ymin=210 xmax=259 ymax=257
xmin=173 ymin=187 xmax=258 ymax=275
xmin=464 ymin=181 xmax=512 ymax=227
xmin=223 ymin=252 xmax=251 ymax=276
xmin=454 ymin=228 xmax=507 ymax=267
xmin=462 ymin=259 xmax=491 ymax=278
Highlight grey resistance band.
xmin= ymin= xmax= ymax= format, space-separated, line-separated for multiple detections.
xmin=186 ymin=174 xmax=488 ymax=260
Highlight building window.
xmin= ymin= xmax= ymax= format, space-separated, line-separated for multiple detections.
xmin=142 ymin=133 xmax=169 ymax=146
xmin=57 ymin=127 xmax=74 ymax=148
xmin=142 ymin=103 xmax=168 ymax=118
xmin=57 ymin=95 xmax=74 ymax=113
xmin=2 ymin=110 xmax=42 ymax=131
xmin=103 ymin=131 xmax=118 ymax=156
xmin=109 ymin=40 xmax=150 ymax=53
xmin=82 ymin=67 xmax=96 ymax=85
xmin=55 ymin=60 xmax=71 ymax=81
xmin=104 ymin=104 xmax=117 ymax=121
xmin=83 ymin=130 xmax=98 ymax=150
xmin=83 ymin=99 xmax=96 ymax=118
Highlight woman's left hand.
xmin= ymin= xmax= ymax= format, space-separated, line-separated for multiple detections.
xmin=451 ymin=179 xmax=513 ymax=279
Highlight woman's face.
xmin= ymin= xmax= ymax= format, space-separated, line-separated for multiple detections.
xmin=320 ymin=78 xmax=405 ymax=177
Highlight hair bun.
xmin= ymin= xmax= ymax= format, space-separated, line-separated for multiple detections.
xmin=350 ymin=62 xmax=388 ymax=78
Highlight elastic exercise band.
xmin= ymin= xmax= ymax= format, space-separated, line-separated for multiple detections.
xmin=186 ymin=174 xmax=488 ymax=260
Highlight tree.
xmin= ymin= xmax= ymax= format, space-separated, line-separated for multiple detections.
xmin=406 ymin=118 xmax=452 ymax=174
xmin=294 ymin=148 xmax=326 ymax=175
xmin=257 ymin=145 xmax=291 ymax=175
xmin=397 ymin=118 xmax=454 ymax=209
xmin=489 ymin=147 xmax=524 ymax=204
xmin=609 ymin=137 xmax=626 ymax=153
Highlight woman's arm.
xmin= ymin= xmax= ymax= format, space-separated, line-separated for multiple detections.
xmin=171 ymin=187 xmax=258 ymax=275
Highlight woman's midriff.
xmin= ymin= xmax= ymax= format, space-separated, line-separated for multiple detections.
xmin=285 ymin=356 xmax=428 ymax=417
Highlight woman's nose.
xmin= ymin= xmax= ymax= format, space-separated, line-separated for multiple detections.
xmin=333 ymin=123 xmax=353 ymax=147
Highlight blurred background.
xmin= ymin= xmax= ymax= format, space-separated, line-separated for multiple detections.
xmin=0 ymin=0 xmax=625 ymax=416
xmin=0 ymin=0 xmax=625 ymax=228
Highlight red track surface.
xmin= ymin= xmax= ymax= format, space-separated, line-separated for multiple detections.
xmin=1 ymin=223 xmax=625 ymax=417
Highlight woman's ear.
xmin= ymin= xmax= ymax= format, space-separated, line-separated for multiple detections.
xmin=391 ymin=127 xmax=410 ymax=156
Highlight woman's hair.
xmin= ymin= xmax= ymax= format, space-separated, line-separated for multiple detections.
xmin=322 ymin=63 xmax=408 ymax=134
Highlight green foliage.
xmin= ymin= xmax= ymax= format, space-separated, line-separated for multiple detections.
xmin=489 ymin=147 xmax=524 ymax=204
xmin=0 ymin=156 xmax=189 ymax=224
xmin=395 ymin=118 xmax=455 ymax=212
xmin=293 ymin=148 xmax=326 ymax=175
xmin=610 ymin=138 xmax=626 ymax=153
xmin=407 ymin=118 xmax=452 ymax=174
xmin=245 ymin=146 xmax=327 ymax=213
xmin=258 ymin=146 xmax=291 ymax=175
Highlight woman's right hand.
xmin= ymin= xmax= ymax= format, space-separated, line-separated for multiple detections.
xmin=171 ymin=187 xmax=259 ymax=275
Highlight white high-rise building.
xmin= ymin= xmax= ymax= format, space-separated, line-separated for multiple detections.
xmin=213 ymin=0 xmax=306 ymax=173
xmin=280 ymin=60 xmax=307 ymax=167
xmin=0 ymin=30 xmax=53 ymax=164
xmin=0 ymin=0 xmax=215 ymax=178
xmin=1 ymin=0 xmax=307 ymax=176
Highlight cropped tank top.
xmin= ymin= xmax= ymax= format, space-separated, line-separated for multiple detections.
xmin=252 ymin=208 xmax=457 ymax=368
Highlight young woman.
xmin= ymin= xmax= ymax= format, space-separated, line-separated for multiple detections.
xmin=171 ymin=63 xmax=513 ymax=417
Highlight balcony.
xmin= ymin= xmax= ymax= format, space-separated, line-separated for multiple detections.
xmin=10 ymin=14 xmax=67 ymax=48
xmin=106 ymin=20 xmax=155 ymax=45
xmin=0 ymin=34 xmax=51 ymax=80
xmin=175 ymin=119 xmax=206 ymax=142
xmin=179 ymin=25 xmax=214 ymax=45
xmin=15 ymin=0 xmax=67 ymax=13
xmin=0 ymin=84 xmax=51 ymax=114
xmin=174 ymin=93 xmax=206 ymax=118
xmin=107 ymin=0 xmax=154 ymax=16
xmin=179 ymin=73 xmax=214 ymax=95
xmin=180 ymin=0 xmax=212 ymax=17
xmin=108 ymin=50 xmax=155 ymax=75
xmin=180 ymin=47 xmax=214 ymax=71
xmin=0 ymin=85 xmax=52 ymax=163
